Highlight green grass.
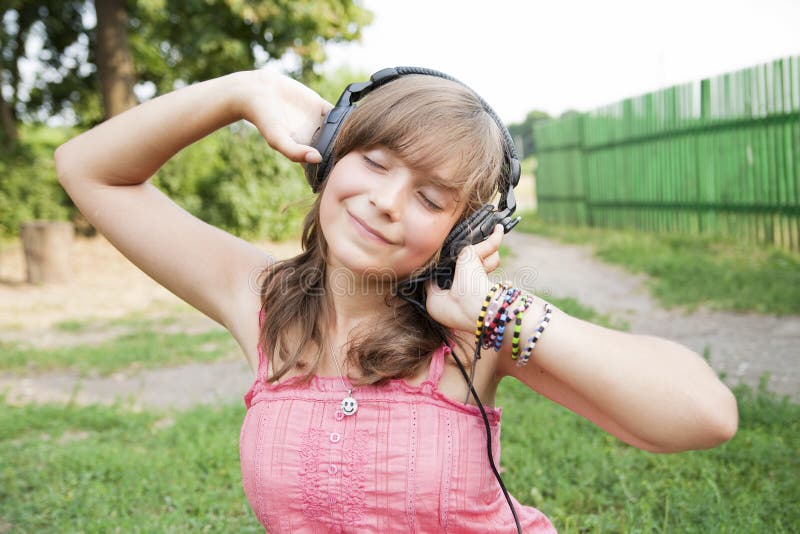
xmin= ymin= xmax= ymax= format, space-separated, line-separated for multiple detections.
xmin=52 ymin=319 xmax=93 ymax=333
xmin=500 ymin=379 xmax=799 ymax=533
xmin=1 ymin=382 xmax=796 ymax=532
xmin=548 ymin=295 xmax=629 ymax=331
xmin=514 ymin=210 xmax=800 ymax=316
xmin=0 ymin=400 xmax=259 ymax=532
xmin=0 ymin=327 xmax=238 ymax=376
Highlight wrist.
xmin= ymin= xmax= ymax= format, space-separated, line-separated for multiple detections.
xmin=453 ymin=277 xmax=493 ymax=333
xmin=223 ymin=71 xmax=256 ymax=122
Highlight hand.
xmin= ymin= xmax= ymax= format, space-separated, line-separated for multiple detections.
xmin=232 ymin=70 xmax=334 ymax=163
xmin=424 ymin=224 xmax=505 ymax=332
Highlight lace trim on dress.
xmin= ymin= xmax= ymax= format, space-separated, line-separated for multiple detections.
xmin=298 ymin=428 xmax=369 ymax=526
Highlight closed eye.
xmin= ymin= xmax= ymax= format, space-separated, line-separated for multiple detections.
xmin=419 ymin=192 xmax=442 ymax=211
xmin=362 ymin=155 xmax=385 ymax=171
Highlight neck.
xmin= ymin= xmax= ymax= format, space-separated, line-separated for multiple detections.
xmin=324 ymin=264 xmax=395 ymax=339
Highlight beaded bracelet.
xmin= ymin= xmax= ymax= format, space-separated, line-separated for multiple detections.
xmin=516 ymin=303 xmax=554 ymax=367
xmin=480 ymin=282 xmax=511 ymax=344
xmin=491 ymin=288 xmax=521 ymax=351
xmin=474 ymin=282 xmax=503 ymax=346
xmin=509 ymin=294 xmax=535 ymax=359
xmin=482 ymin=284 xmax=516 ymax=350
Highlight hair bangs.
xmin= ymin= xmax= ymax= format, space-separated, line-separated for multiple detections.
xmin=333 ymin=75 xmax=506 ymax=217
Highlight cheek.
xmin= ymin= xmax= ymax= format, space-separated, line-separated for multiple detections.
xmin=405 ymin=218 xmax=453 ymax=260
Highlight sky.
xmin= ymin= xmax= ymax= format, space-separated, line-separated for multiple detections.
xmin=322 ymin=0 xmax=800 ymax=123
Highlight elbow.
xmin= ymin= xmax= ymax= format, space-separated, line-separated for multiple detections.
xmin=54 ymin=143 xmax=73 ymax=186
xmin=672 ymin=383 xmax=739 ymax=453
xmin=644 ymin=383 xmax=739 ymax=454
xmin=700 ymin=384 xmax=739 ymax=448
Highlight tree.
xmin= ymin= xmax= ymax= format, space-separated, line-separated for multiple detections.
xmin=0 ymin=0 xmax=372 ymax=138
xmin=507 ymin=109 xmax=550 ymax=157
xmin=0 ymin=1 xmax=88 ymax=148
xmin=95 ymin=0 xmax=137 ymax=118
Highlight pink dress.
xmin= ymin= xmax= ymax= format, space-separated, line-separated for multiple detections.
xmin=240 ymin=314 xmax=556 ymax=533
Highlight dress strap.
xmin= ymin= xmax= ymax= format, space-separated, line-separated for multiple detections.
xmin=423 ymin=342 xmax=448 ymax=388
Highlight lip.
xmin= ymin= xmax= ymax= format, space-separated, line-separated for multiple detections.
xmin=348 ymin=212 xmax=394 ymax=244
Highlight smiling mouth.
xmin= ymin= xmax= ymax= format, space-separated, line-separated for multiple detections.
xmin=348 ymin=213 xmax=393 ymax=244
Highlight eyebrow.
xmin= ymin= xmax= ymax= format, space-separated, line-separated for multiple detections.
xmin=369 ymin=145 xmax=461 ymax=195
xmin=421 ymin=172 xmax=460 ymax=194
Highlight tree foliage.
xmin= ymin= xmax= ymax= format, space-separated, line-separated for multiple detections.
xmin=507 ymin=109 xmax=551 ymax=157
xmin=0 ymin=2 xmax=372 ymax=239
xmin=1 ymin=0 xmax=372 ymax=131
xmin=130 ymin=0 xmax=371 ymax=94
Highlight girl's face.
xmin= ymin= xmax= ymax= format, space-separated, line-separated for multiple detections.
xmin=319 ymin=146 xmax=463 ymax=281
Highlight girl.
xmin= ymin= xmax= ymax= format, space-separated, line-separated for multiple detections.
xmin=55 ymin=67 xmax=738 ymax=533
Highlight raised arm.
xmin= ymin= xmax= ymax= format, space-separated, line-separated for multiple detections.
xmin=55 ymin=71 xmax=331 ymax=339
xmin=427 ymin=227 xmax=738 ymax=454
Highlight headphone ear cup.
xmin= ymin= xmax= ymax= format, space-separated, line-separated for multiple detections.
xmin=440 ymin=205 xmax=494 ymax=257
xmin=434 ymin=205 xmax=498 ymax=289
xmin=304 ymin=105 xmax=355 ymax=193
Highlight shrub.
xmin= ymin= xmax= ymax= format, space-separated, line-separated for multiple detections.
xmin=1 ymin=125 xmax=310 ymax=241
xmin=152 ymin=124 xmax=311 ymax=241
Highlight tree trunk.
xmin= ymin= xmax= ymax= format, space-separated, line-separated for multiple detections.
xmin=0 ymin=90 xmax=18 ymax=150
xmin=20 ymin=221 xmax=74 ymax=284
xmin=95 ymin=0 xmax=138 ymax=119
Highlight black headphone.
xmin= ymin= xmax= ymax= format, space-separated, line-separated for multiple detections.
xmin=306 ymin=66 xmax=522 ymax=290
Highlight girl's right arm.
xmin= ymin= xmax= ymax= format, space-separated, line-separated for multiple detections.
xmin=55 ymin=71 xmax=332 ymax=338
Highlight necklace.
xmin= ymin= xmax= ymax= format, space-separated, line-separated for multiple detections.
xmin=327 ymin=341 xmax=358 ymax=416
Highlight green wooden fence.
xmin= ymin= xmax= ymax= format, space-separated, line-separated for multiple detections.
xmin=533 ymin=56 xmax=800 ymax=251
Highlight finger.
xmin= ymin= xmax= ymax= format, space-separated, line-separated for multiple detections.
xmin=269 ymin=138 xmax=318 ymax=162
xmin=472 ymin=224 xmax=504 ymax=256
xmin=483 ymin=251 xmax=500 ymax=273
xmin=266 ymin=129 xmax=321 ymax=163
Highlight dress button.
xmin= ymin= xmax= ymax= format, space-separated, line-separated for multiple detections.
xmin=328 ymin=464 xmax=338 ymax=475
xmin=330 ymin=432 xmax=341 ymax=443
xmin=335 ymin=410 xmax=344 ymax=421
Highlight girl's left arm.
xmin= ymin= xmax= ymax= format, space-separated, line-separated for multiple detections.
xmin=493 ymin=302 xmax=739 ymax=453
xmin=427 ymin=226 xmax=738 ymax=454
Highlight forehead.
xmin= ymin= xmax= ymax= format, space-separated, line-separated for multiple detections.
xmin=372 ymin=145 xmax=463 ymax=199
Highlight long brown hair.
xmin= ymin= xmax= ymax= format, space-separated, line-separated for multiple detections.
xmin=258 ymin=75 xmax=506 ymax=385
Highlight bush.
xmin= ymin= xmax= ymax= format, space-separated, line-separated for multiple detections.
xmin=152 ymin=124 xmax=311 ymax=241
xmin=0 ymin=128 xmax=73 ymax=237
xmin=0 ymin=125 xmax=310 ymax=241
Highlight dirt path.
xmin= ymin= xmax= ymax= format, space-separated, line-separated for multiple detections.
xmin=2 ymin=231 xmax=798 ymax=410
xmin=500 ymin=232 xmax=800 ymax=399
xmin=0 ymin=235 xmax=294 ymax=409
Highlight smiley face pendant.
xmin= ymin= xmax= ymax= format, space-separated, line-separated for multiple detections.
xmin=341 ymin=392 xmax=358 ymax=416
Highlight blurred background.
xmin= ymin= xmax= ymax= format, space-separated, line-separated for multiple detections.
xmin=1 ymin=1 xmax=798 ymax=532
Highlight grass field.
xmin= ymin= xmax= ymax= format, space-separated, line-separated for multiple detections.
xmin=2 ymin=379 xmax=797 ymax=533
xmin=514 ymin=210 xmax=800 ymax=316
xmin=0 ymin=327 xmax=238 ymax=376
xmin=3 ymin=217 xmax=797 ymax=532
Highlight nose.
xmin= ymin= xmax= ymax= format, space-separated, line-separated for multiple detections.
xmin=368 ymin=171 xmax=409 ymax=220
